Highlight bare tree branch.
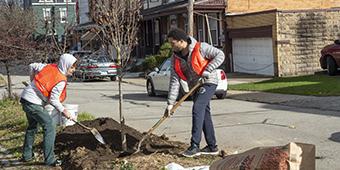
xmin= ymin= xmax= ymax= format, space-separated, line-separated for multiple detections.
xmin=0 ymin=3 xmax=37 ymax=98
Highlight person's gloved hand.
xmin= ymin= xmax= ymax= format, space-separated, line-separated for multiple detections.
xmin=163 ymin=104 xmax=174 ymax=117
xmin=62 ymin=109 xmax=75 ymax=121
xmin=202 ymin=71 xmax=211 ymax=79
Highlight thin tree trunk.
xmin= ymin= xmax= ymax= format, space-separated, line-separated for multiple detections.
xmin=118 ymin=75 xmax=127 ymax=151
xmin=5 ymin=61 xmax=12 ymax=99
xmin=117 ymin=48 xmax=127 ymax=151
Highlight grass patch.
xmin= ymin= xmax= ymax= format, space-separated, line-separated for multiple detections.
xmin=0 ymin=98 xmax=95 ymax=159
xmin=229 ymin=74 xmax=340 ymax=96
xmin=0 ymin=98 xmax=34 ymax=157
xmin=78 ymin=112 xmax=95 ymax=121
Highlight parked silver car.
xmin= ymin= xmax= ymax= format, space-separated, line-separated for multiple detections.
xmin=146 ymin=58 xmax=228 ymax=99
xmin=74 ymin=55 xmax=118 ymax=81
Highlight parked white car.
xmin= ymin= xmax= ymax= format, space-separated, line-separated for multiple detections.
xmin=146 ymin=58 xmax=228 ymax=99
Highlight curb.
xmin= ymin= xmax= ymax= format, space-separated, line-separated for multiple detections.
xmin=227 ymin=90 xmax=340 ymax=112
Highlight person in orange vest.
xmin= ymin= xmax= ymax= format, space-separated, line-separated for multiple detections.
xmin=165 ymin=28 xmax=225 ymax=157
xmin=20 ymin=53 xmax=77 ymax=166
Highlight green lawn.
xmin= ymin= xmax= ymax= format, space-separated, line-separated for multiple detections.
xmin=0 ymin=98 xmax=95 ymax=158
xmin=229 ymin=74 xmax=340 ymax=96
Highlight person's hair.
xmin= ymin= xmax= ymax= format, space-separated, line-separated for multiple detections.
xmin=167 ymin=28 xmax=190 ymax=43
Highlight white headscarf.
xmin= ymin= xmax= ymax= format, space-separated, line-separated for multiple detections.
xmin=58 ymin=53 xmax=77 ymax=75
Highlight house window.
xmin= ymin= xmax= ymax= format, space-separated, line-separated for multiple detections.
xmin=60 ymin=8 xmax=67 ymax=23
xmin=43 ymin=8 xmax=51 ymax=20
xmin=208 ymin=13 xmax=218 ymax=46
xmin=169 ymin=15 xmax=177 ymax=29
xmin=197 ymin=15 xmax=204 ymax=42
xmin=154 ymin=20 xmax=160 ymax=46
xmin=150 ymin=0 xmax=159 ymax=2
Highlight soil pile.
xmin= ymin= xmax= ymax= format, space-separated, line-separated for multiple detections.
xmin=55 ymin=118 xmax=189 ymax=170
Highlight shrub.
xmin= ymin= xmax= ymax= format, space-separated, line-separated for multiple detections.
xmin=142 ymin=42 xmax=173 ymax=71
xmin=143 ymin=55 xmax=159 ymax=71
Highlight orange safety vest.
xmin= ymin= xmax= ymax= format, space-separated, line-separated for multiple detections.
xmin=174 ymin=42 xmax=209 ymax=81
xmin=34 ymin=64 xmax=67 ymax=102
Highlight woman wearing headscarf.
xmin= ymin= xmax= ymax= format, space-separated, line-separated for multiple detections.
xmin=20 ymin=53 xmax=77 ymax=166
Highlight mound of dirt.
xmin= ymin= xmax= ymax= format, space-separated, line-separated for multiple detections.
xmin=55 ymin=118 xmax=189 ymax=170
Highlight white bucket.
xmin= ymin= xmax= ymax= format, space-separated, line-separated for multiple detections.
xmin=62 ymin=104 xmax=79 ymax=126
xmin=45 ymin=104 xmax=62 ymax=126
xmin=44 ymin=104 xmax=79 ymax=126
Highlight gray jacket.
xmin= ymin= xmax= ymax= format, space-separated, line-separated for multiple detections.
xmin=167 ymin=37 xmax=225 ymax=105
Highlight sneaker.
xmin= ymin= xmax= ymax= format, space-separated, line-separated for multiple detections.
xmin=200 ymin=145 xmax=219 ymax=155
xmin=182 ymin=145 xmax=201 ymax=157
xmin=20 ymin=153 xmax=35 ymax=162
xmin=48 ymin=159 xmax=62 ymax=167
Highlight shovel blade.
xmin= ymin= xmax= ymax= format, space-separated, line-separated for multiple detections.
xmin=91 ymin=128 xmax=106 ymax=145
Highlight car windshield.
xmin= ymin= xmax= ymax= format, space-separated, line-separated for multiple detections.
xmin=159 ymin=59 xmax=171 ymax=71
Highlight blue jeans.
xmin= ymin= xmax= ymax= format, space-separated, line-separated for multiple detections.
xmin=20 ymin=99 xmax=56 ymax=165
xmin=191 ymin=83 xmax=217 ymax=148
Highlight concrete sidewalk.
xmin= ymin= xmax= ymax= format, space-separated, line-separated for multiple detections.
xmin=122 ymin=75 xmax=340 ymax=112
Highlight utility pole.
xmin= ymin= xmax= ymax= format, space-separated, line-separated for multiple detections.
xmin=187 ymin=0 xmax=194 ymax=36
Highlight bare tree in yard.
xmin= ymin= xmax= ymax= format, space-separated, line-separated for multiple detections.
xmin=0 ymin=2 xmax=37 ymax=98
xmin=89 ymin=0 xmax=142 ymax=150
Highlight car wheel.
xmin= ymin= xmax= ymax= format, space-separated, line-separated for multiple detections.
xmin=327 ymin=56 xmax=338 ymax=76
xmin=110 ymin=76 xmax=117 ymax=81
xmin=216 ymin=91 xmax=226 ymax=99
xmin=146 ymin=79 xmax=156 ymax=96
xmin=81 ymin=73 xmax=87 ymax=82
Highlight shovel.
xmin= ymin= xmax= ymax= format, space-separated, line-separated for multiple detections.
xmin=71 ymin=119 xmax=106 ymax=145
xmin=133 ymin=80 xmax=203 ymax=154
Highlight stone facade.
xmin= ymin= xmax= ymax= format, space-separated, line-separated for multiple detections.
xmin=226 ymin=8 xmax=340 ymax=77
xmin=227 ymin=0 xmax=340 ymax=13
xmin=277 ymin=9 xmax=340 ymax=76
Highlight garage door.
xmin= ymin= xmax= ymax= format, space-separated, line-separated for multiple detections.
xmin=232 ymin=38 xmax=274 ymax=76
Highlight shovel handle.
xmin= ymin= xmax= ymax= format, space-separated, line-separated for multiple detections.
xmin=146 ymin=80 xmax=203 ymax=136
xmin=72 ymin=119 xmax=91 ymax=130
xmin=170 ymin=80 xmax=203 ymax=113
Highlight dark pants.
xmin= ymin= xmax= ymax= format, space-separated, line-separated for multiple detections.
xmin=191 ymin=83 xmax=217 ymax=148
xmin=20 ymin=99 xmax=56 ymax=165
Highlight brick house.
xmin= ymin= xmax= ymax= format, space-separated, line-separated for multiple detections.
xmin=225 ymin=0 xmax=340 ymax=76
